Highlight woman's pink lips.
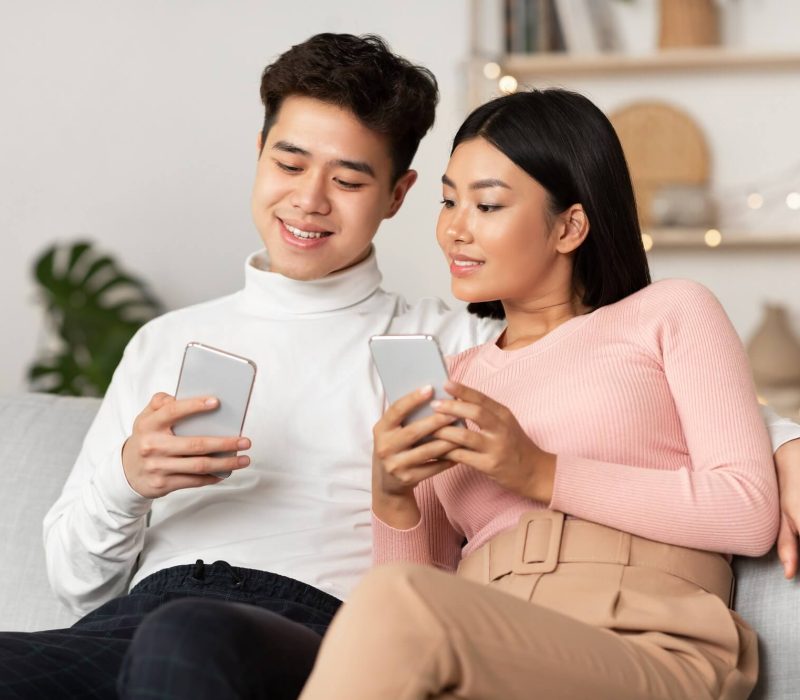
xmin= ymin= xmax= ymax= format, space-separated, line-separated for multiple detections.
xmin=449 ymin=257 xmax=484 ymax=277
xmin=278 ymin=219 xmax=332 ymax=250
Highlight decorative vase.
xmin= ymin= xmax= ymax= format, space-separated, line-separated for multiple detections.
xmin=747 ymin=304 xmax=800 ymax=389
xmin=658 ymin=0 xmax=719 ymax=49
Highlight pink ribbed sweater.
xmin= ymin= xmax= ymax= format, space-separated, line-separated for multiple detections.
xmin=373 ymin=280 xmax=780 ymax=569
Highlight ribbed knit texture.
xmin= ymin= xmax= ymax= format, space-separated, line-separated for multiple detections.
xmin=373 ymin=279 xmax=780 ymax=569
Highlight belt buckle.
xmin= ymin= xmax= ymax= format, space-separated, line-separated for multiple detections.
xmin=512 ymin=511 xmax=565 ymax=575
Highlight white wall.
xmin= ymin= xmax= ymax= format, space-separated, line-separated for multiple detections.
xmin=0 ymin=0 xmax=471 ymax=393
xmin=2 ymin=0 xmax=799 ymax=395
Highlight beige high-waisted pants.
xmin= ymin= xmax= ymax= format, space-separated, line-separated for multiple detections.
xmin=299 ymin=511 xmax=757 ymax=700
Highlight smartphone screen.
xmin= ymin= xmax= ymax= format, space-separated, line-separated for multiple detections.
xmin=173 ymin=342 xmax=257 ymax=478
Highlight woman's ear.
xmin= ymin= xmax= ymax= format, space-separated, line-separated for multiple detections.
xmin=555 ymin=204 xmax=590 ymax=254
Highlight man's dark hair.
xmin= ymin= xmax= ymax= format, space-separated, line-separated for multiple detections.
xmin=260 ymin=33 xmax=439 ymax=184
xmin=452 ymin=88 xmax=651 ymax=319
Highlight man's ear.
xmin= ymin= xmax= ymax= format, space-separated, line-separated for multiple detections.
xmin=555 ymin=204 xmax=590 ymax=254
xmin=384 ymin=170 xmax=418 ymax=219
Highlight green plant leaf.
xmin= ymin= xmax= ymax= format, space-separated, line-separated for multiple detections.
xmin=29 ymin=240 xmax=164 ymax=397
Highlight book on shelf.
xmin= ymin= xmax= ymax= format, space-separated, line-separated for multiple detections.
xmin=504 ymin=0 xmax=565 ymax=54
xmin=503 ymin=0 xmax=618 ymax=55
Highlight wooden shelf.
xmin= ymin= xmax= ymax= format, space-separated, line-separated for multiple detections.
xmin=643 ymin=228 xmax=800 ymax=251
xmin=500 ymin=48 xmax=800 ymax=77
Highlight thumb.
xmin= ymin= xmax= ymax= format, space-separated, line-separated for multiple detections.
xmin=776 ymin=513 xmax=798 ymax=580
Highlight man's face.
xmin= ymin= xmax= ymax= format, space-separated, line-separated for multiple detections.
xmin=251 ymin=95 xmax=416 ymax=280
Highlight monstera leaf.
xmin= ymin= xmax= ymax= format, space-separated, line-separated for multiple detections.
xmin=29 ymin=240 xmax=163 ymax=396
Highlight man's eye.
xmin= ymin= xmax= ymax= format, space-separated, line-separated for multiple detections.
xmin=335 ymin=178 xmax=363 ymax=190
xmin=276 ymin=161 xmax=302 ymax=173
xmin=440 ymin=198 xmax=455 ymax=208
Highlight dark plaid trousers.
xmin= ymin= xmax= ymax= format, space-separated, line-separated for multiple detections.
xmin=0 ymin=560 xmax=342 ymax=699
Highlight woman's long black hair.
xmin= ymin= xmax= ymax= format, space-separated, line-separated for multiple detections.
xmin=452 ymin=89 xmax=651 ymax=319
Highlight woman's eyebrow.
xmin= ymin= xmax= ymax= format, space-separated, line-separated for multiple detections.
xmin=441 ymin=174 xmax=510 ymax=190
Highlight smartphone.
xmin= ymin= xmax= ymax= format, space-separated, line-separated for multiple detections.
xmin=173 ymin=342 xmax=257 ymax=478
xmin=369 ymin=334 xmax=461 ymax=439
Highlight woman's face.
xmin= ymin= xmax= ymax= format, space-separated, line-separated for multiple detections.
xmin=436 ymin=137 xmax=572 ymax=308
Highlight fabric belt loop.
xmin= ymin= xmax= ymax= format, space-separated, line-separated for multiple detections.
xmin=617 ymin=531 xmax=632 ymax=565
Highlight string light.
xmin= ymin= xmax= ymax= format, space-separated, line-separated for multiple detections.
xmin=787 ymin=192 xmax=800 ymax=210
xmin=641 ymin=233 xmax=654 ymax=251
xmin=746 ymin=192 xmax=764 ymax=209
xmin=704 ymin=229 xmax=722 ymax=247
xmin=498 ymin=75 xmax=518 ymax=94
xmin=483 ymin=62 xmax=501 ymax=80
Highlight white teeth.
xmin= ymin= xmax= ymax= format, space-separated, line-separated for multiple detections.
xmin=453 ymin=259 xmax=482 ymax=267
xmin=285 ymin=223 xmax=328 ymax=239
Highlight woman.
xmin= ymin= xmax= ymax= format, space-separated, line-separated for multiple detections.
xmin=298 ymin=89 xmax=779 ymax=700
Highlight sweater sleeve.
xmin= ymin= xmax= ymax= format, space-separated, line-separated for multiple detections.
xmin=42 ymin=331 xmax=153 ymax=616
xmin=761 ymin=404 xmax=800 ymax=451
xmin=550 ymin=280 xmax=779 ymax=557
xmin=372 ymin=478 xmax=463 ymax=572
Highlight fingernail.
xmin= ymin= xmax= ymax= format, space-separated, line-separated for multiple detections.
xmin=237 ymin=438 xmax=250 ymax=449
xmin=238 ymin=456 xmax=250 ymax=466
xmin=205 ymin=398 xmax=219 ymax=407
xmin=419 ymin=385 xmax=433 ymax=396
xmin=431 ymin=400 xmax=442 ymax=409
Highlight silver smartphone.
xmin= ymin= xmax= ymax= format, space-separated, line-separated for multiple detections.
xmin=173 ymin=342 xmax=257 ymax=478
xmin=369 ymin=334 xmax=461 ymax=439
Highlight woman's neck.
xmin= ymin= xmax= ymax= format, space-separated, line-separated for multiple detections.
xmin=499 ymin=293 xmax=590 ymax=351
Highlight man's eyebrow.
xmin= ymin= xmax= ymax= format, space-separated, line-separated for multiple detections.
xmin=272 ymin=140 xmax=310 ymax=156
xmin=441 ymin=174 xmax=510 ymax=190
xmin=332 ymin=159 xmax=375 ymax=178
xmin=271 ymin=141 xmax=375 ymax=178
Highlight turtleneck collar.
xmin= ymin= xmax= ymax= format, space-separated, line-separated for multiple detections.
xmin=239 ymin=247 xmax=383 ymax=318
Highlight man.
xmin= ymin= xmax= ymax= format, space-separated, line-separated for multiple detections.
xmin=0 ymin=33 xmax=495 ymax=700
xmin=1 ymin=31 xmax=798 ymax=700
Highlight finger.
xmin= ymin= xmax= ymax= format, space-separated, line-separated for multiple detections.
xmin=151 ymin=395 xmax=221 ymax=430
xmin=155 ymin=453 xmax=251 ymax=476
xmin=385 ymin=438 xmax=459 ymax=474
xmin=166 ymin=435 xmax=251 ymax=457
xmin=433 ymin=425 xmax=485 ymax=451
xmin=431 ymin=398 xmax=490 ymax=428
xmin=390 ymin=413 xmax=460 ymax=452
xmin=776 ymin=514 xmax=799 ymax=580
xmin=381 ymin=385 xmax=435 ymax=428
xmin=442 ymin=447 xmax=490 ymax=472
xmin=160 ymin=474 xmax=227 ymax=491
xmin=444 ymin=380 xmax=502 ymax=409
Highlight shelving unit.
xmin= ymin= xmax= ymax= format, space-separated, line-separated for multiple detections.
xmin=467 ymin=2 xmax=800 ymax=251
xmin=499 ymin=48 xmax=800 ymax=78
xmin=643 ymin=228 xmax=800 ymax=251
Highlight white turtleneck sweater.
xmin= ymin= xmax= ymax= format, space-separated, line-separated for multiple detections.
xmin=42 ymin=249 xmax=499 ymax=615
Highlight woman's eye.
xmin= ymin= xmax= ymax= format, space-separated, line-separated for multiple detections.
xmin=440 ymin=198 xmax=455 ymax=209
xmin=477 ymin=204 xmax=502 ymax=213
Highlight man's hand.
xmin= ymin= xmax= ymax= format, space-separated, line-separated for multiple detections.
xmin=121 ymin=393 xmax=251 ymax=499
xmin=775 ymin=437 xmax=800 ymax=579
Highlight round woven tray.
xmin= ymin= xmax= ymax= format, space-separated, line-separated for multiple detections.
xmin=609 ymin=101 xmax=710 ymax=227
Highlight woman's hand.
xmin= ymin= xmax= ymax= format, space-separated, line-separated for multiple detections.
xmin=121 ymin=393 xmax=251 ymax=499
xmin=431 ymin=381 xmax=556 ymax=504
xmin=775 ymin=437 xmax=800 ymax=579
xmin=372 ymin=385 xmax=459 ymax=528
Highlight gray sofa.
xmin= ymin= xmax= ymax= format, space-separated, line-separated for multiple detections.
xmin=1 ymin=393 xmax=797 ymax=698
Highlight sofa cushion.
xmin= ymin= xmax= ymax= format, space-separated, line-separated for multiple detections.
xmin=734 ymin=550 xmax=800 ymax=700
xmin=0 ymin=393 xmax=99 ymax=631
